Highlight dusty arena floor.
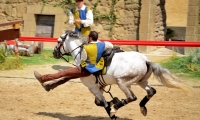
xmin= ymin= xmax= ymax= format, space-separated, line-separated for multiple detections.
xmin=0 ymin=53 xmax=200 ymax=120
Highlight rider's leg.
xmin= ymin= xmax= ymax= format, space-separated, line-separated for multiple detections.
xmin=34 ymin=67 xmax=91 ymax=91
xmin=43 ymin=76 xmax=78 ymax=91
xmin=34 ymin=66 xmax=91 ymax=83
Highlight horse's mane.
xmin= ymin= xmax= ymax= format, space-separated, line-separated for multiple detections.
xmin=65 ymin=30 xmax=79 ymax=38
xmin=65 ymin=30 xmax=85 ymax=45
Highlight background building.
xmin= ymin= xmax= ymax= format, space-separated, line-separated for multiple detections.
xmin=0 ymin=0 xmax=199 ymax=54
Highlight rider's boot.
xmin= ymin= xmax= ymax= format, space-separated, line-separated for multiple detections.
xmin=42 ymin=77 xmax=76 ymax=92
xmin=34 ymin=71 xmax=51 ymax=91
xmin=34 ymin=71 xmax=78 ymax=92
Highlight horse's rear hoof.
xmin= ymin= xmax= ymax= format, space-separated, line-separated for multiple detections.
xmin=140 ymin=106 xmax=147 ymax=116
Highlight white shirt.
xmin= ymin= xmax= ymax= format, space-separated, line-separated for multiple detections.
xmin=90 ymin=41 xmax=114 ymax=51
xmin=68 ymin=5 xmax=94 ymax=28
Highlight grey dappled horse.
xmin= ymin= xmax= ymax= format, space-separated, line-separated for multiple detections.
xmin=53 ymin=30 xmax=190 ymax=119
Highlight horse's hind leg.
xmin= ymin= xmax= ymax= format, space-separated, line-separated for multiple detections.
xmin=137 ymin=80 xmax=156 ymax=116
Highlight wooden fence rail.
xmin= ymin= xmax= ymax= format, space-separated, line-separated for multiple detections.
xmin=0 ymin=20 xmax=23 ymax=27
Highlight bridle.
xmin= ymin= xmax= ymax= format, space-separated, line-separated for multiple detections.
xmin=54 ymin=32 xmax=84 ymax=66
xmin=61 ymin=43 xmax=84 ymax=65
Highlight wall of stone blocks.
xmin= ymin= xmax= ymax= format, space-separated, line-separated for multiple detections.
xmin=185 ymin=0 xmax=200 ymax=55
xmin=3 ymin=0 xmax=199 ymax=54
xmin=0 ymin=0 xmax=143 ymax=50
xmin=139 ymin=0 xmax=167 ymax=53
xmin=165 ymin=0 xmax=188 ymax=27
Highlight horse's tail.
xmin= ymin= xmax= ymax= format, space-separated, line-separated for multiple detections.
xmin=147 ymin=61 xmax=192 ymax=93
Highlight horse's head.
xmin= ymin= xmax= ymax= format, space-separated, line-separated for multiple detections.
xmin=53 ymin=30 xmax=79 ymax=59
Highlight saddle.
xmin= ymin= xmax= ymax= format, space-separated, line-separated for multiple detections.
xmin=102 ymin=46 xmax=124 ymax=67
xmin=93 ymin=46 xmax=124 ymax=85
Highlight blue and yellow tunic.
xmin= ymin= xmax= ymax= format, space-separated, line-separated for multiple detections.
xmin=71 ymin=7 xmax=91 ymax=37
xmin=81 ymin=42 xmax=105 ymax=73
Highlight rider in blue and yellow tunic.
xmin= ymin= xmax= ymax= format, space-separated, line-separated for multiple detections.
xmin=34 ymin=31 xmax=113 ymax=92
xmin=81 ymin=41 xmax=105 ymax=73
xmin=68 ymin=0 xmax=93 ymax=38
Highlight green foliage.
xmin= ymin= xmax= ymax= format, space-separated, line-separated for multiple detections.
xmin=19 ymin=50 xmax=72 ymax=66
xmin=41 ymin=0 xmax=47 ymax=12
xmin=187 ymin=48 xmax=200 ymax=71
xmin=166 ymin=28 xmax=176 ymax=40
xmin=0 ymin=47 xmax=6 ymax=63
xmin=0 ymin=50 xmax=73 ymax=70
xmin=161 ymin=48 xmax=200 ymax=79
xmin=93 ymin=0 xmax=117 ymax=37
xmin=1 ymin=45 xmax=22 ymax=70
xmin=0 ymin=53 xmax=22 ymax=70
xmin=52 ymin=0 xmax=76 ymax=9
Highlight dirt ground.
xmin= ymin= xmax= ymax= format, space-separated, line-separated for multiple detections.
xmin=0 ymin=52 xmax=200 ymax=120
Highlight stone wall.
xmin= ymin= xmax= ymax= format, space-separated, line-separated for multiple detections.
xmin=165 ymin=0 xmax=188 ymax=27
xmin=0 ymin=0 xmax=167 ymax=52
xmin=185 ymin=0 xmax=200 ymax=55
xmin=138 ymin=0 xmax=167 ymax=52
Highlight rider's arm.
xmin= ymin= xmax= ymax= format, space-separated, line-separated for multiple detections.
xmin=81 ymin=9 xmax=93 ymax=27
xmin=68 ymin=10 xmax=74 ymax=25
xmin=68 ymin=7 xmax=93 ymax=27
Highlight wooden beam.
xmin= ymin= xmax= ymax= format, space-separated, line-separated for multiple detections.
xmin=0 ymin=20 xmax=23 ymax=27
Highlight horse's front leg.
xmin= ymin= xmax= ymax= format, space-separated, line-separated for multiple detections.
xmin=94 ymin=86 xmax=105 ymax=107
xmin=88 ymin=87 xmax=108 ymax=107
xmin=80 ymin=77 xmax=108 ymax=107
xmin=81 ymin=77 xmax=116 ymax=119
xmin=110 ymin=78 xmax=138 ymax=117
xmin=89 ymin=87 xmax=117 ymax=119
xmin=89 ymin=87 xmax=115 ymax=119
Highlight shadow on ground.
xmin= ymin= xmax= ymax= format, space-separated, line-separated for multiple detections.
xmin=52 ymin=65 xmax=73 ymax=70
xmin=36 ymin=112 xmax=132 ymax=120
xmin=0 ymin=76 xmax=35 ymax=79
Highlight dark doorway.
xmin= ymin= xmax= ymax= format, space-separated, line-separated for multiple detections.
xmin=166 ymin=27 xmax=186 ymax=54
xmin=35 ymin=15 xmax=55 ymax=37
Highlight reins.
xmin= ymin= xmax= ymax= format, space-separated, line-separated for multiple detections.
xmin=61 ymin=42 xmax=84 ymax=66
xmin=95 ymin=71 xmax=114 ymax=99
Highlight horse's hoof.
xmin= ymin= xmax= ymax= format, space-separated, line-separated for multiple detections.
xmin=140 ymin=106 xmax=147 ymax=116
xmin=111 ymin=115 xmax=118 ymax=120
xmin=110 ymin=105 xmax=117 ymax=117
